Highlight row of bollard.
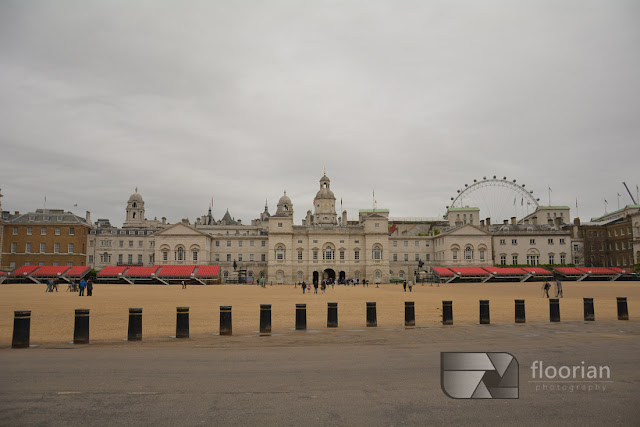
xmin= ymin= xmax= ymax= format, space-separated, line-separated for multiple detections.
xmin=11 ymin=297 xmax=630 ymax=348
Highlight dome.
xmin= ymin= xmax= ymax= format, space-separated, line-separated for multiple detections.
xmin=128 ymin=188 xmax=143 ymax=203
xmin=320 ymin=174 xmax=330 ymax=183
xmin=315 ymin=187 xmax=335 ymax=199
xmin=278 ymin=191 xmax=292 ymax=206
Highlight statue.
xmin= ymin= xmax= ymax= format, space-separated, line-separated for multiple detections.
xmin=233 ymin=260 xmax=237 ymax=271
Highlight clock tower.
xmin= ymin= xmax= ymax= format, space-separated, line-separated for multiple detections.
xmin=313 ymin=173 xmax=338 ymax=225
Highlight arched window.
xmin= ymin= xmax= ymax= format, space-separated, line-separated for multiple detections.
xmin=276 ymin=245 xmax=285 ymax=260
xmin=354 ymin=271 xmax=360 ymax=281
xmin=260 ymin=271 xmax=265 ymax=279
xmin=132 ymin=202 xmax=137 ymax=208
xmin=276 ymin=270 xmax=284 ymax=281
xmin=399 ymin=270 xmax=405 ymax=278
xmin=375 ymin=270 xmax=381 ymax=279
xmin=372 ymin=245 xmax=382 ymax=260
xmin=324 ymin=247 xmax=333 ymax=260
xmin=297 ymin=271 xmax=303 ymax=280
xmin=465 ymin=246 xmax=473 ymax=260
xmin=176 ymin=247 xmax=184 ymax=261
xmin=132 ymin=212 xmax=136 ymax=219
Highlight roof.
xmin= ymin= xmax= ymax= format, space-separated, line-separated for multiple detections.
xmin=590 ymin=205 xmax=640 ymax=222
xmin=6 ymin=209 xmax=88 ymax=225
xmin=533 ymin=206 xmax=570 ymax=210
xmin=359 ymin=209 xmax=389 ymax=213
xmin=447 ymin=207 xmax=480 ymax=212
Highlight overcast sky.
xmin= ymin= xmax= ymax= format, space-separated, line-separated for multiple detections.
xmin=1 ymin=1 xmax=638 ymax=226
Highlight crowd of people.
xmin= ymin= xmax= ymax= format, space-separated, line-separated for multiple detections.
xmin=45 ymin=278 xmax=93 ymax=296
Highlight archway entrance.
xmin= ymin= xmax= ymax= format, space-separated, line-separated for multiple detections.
xmin=339 ymin=271 xmax=346 ymax=283
xmin=312 ymin=271 xmax=319 ymax=285
xmin=323 ymin=269 xmax=336 ymax=282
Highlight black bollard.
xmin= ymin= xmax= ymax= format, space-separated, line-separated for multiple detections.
xmin=617 ymin=297 xmax=629 ymax=320
xmin=479 ymin=300 xmax=490 ymax=324
xmin=583 ymin=298 xmax=595 ymax=322
xmin=176 ymin=307 xmax=189 ymax=338
xmin=73 ymin=308 xmax=90 ymax=344
xmin=327 ymin=302 xmax=338 ymax=328
xmin=296 ymin=303 xmax=307 ymax=330
xmin=515 ymin=299 xmax=526 ymax=323
xmin=549 ymin=299 xmax=560 ymax=322
xmin=405 ymin=301 xmax=415 ymax=327
xmin=128 ymin=308 xmax=143 ymax=341
xmin=260 ymin=304 xmax=271 ymax=334
xmin=220 ymin=306 xmax=232 ymax=335
xmin=442 ymin=301 xmax=453 ymax=325
xmin=366 ymin=302 xmax=377 ymax=327
xmin=12 ymin=310 xmax=31 ymax=348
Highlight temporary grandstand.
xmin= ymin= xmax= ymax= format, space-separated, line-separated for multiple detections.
xmin=6 ymin=265 xmax=90 ymax=284
xmin=555 ymin=266 xmax=634 ymax=281
xmin=94 ymin=265 xmax=221 ymax=285
xmin=431 ymin=266 xmax=554 ymax=283
xmin=0 ymin=270 xmax=6 ymax=284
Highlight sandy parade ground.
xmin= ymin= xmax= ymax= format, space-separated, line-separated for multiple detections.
xmin=0 ymin=280 xmax=637 ymax=346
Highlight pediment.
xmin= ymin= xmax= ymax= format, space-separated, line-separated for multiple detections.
xmin=155 ymin=223 xmax=208 ymax=237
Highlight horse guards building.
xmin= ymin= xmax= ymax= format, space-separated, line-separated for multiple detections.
xmin=1 ymin=175 xmax=639 ymax=283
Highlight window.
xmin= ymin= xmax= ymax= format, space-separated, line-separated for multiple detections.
xmin=90 ymin=240 xmax=94 ymax=247
xmin=354 ymin=250 xmax=360 ymax=260
xmin=559 ymin=239 xmax=565 ymax=244
xmin=426 ymin=254 xmax=430 ymax=261
xmin=465 ymin=247 xmax=473 ymax=260
xmin=11 ymin=242 xmax=17 ymax=253
xmin=354 ymin=240 xmax=359 ymax=244
xmin=139 ymin=241 xmax=143 ymax=247
xmin=54 ymin=243 xmax=60 ymax=253
xmin=298 ymin=250 xmax=303 ymax=260
xmin=25 ymin=243 xmax=31 ymax=253
xmin=549 ymin=254 xmax=555 ymax=264
xmin=375 ymin=223 xmax=379 ymax=228
xmin=216 ymin=241 xmax=220 ymax=247
xmin=88 ymin=255 xmax=93 ymax=264
xmin=128 ymin=254 xmax=133 ymax=264
xmin=227 ymin=241 xmax=231 ymax=247
xmin=500 ymin=239 xmax=506 ymax=245
xmin=560 ymin=254 xmax=566 ymax=264
xmin=119 ymin=240 xmax=124 ymax=247
xmin=138 ymin=254 xmax=143 ymax=264
xmin=238 ymin=241 xmax=243 ymax=247
xmin=119 ymin=254 xmax=123 ymax=264
xmin=12 ymin=227 xmax=18 ymax=235
xmin=415 ymin=241 xmax=419 ymax=247
xmin=324 ymin=247 xmax=333 ymax=260
xmin=278 ymin=223 xmax=283 ymax=228
xmin=261 ymin=254 xmax=266 ymax=262
xmin=9 ymin=262 xmax=15 ymax=270
xmin=227 ymin=254 xmax=232 ymax=262
xmin=261 ymin=241 xmax=266 ymax=247
xmin=452 ymin=250 xmax=458 ymax=261
xmin=373 ymin=246 xmax=382 ymax=260
xmin=41 ymin=227 xmax=47 ymax=235
xmin=404 ymin=241 xmax=408 ymax=247
xmin=404 ymin=254 xmax=409 ymax=261
xmin=512 ymin=255 xmax=518 ymax=264
xmin=176 ymin=247 xmax=184 ymax=261
xmin=55 ymin=227 xmax=61 ymax=235
xmin=238 ymin=254 xmax=243 ymax=262
xmin=527 ymin=255 xmax=539 ymax=265
xmin=340 ymin=250 xmax=345 ymax=260
xmin=129 ymin=241 xmax=133 ymax=247
xmin=479 ymin=250 xmax=485 ymax=261
xmin=548 ymin=239 xmax=554 ymax=244
xmin=313 ymin=250 xmax=318 ymax=260
xmin=530 ymin=239 xmax=535 ymax=245
xmin=27 ymin=227 xmax=32 ymax=235
xmin=250 ymin=254 xmax=254 ymax=262
xmin=393 ymin=241 xmax=397 ymax=247
xmin=415 ymin=254 xmax=420 ymax=261
xmin=393 ymin=254 xmax=398 ymax=262
xmin=511 ymin=239 xmax=517 ymax=245
xmin=40 ymin=243 xmax=46 ymax=253
xmin=573 ymin=244 xmax=579 ymax=252
xmin=215 ymin=254 xmax=220 ymax=262
xmin=251 ymin=240 xmax=255 ymax=247
xmin=276 ymin=245 xmax=285 ymax=260
xmin=192 ymin=251 xmax=198 ymax=261
xmin=163 ymin=251 xmax=168 ymax=261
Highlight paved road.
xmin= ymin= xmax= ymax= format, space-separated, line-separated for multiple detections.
xmin=1 ymin=320 xmax=639 ymax=425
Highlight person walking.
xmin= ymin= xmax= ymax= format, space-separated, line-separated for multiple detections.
xmin=555 ymin=279 xmax=563 ymax=298
xmin=53 ymin=279 xmax=58 ymax=292
xmin=45 ymin=279 xmax=53 ymax=292
xmin=87 ymin=279 xmax=93 ymax=296
xmin=302 ymin=281 xmax=306 ymax=294
xmin=403 ymin=280 xmax=407 ymax=292
xmin=321 ymin=281 xmax=326 ymax=294
xmin=79 ymin=278 xmax=87 ymax=296
xmin=408 ymin=280 xmax=413 ymax=292
xmin=543 ymin=282 xmax=551 ymax=298
xmin=314 ymin=281 xmax=319 ymax=294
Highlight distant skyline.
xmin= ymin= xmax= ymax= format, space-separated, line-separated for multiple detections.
xmin=1 ymin=1 xmax=639 ymax=226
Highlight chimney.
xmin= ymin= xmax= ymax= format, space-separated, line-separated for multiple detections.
xmin=524 ymin=219 xmax=529 ymax=225
xmin=511 ymin=216 xmax=517 ymax=225
xmin=237 ymin=219 xmax=242 ymax=225
xmin=503 ymin=219 xmax=508 ymax=225
xmin=547 ymin=218 xmax=554 ymax=226
xmin=14 ymin=211 xmax=19 ymax=215
xmin=85 ymin=211 xmax=91 ymax=225
xmin=162 ymin=217 xmax=166 ymax=225
xmin=480 ymin=219 xmax=485 ymax=227
xmin=486 ymin=217 xmax=491 ymax=226
xmin=342 ymin=210 xmax=347 ymax=226
xmin=532 ymin=216 xmax=538 ymax=225
xmin=555 ymin=217 xmax=562 ymax=228
xmin=574 ymin=217 xmax=581 ymax=226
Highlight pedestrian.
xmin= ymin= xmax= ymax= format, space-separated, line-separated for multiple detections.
xmin=555 ymin=279 xmax=563 ymax=298
xmin=45 ymin=279 xmax=53 ymax=292
xmin=53 ymin=280 xmax=58 ymax=292
xmin=87 ymin=279 xmax=93 ymax=296
xmin=79 ymin=278 xmax=87 ymax=296
xmin=543 ymin=282 xmax=551 ymax=298
xmin=314 ymin=281 xmax=319 ymax=294
xmin=181 ymin=280 xmax=186 ymax=289
xmin=408 ymin=280 xmax=413 ymax=292
xmin=321 ymin=281 xmax=326 ymax=294
xmin=403 ymin=280 xmax=407 ymax=292
xmin=302 ymin=281 xmax=306 ymax=294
